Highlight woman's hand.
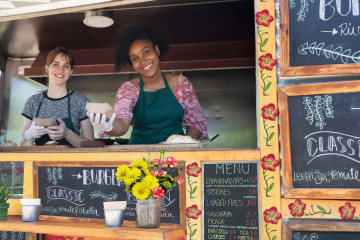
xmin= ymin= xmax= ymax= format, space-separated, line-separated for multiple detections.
xmin=24 ymin=121 xmax=47 ymax=141
xmin=87 ymin=112 xmax=116 ymax=132
xmin=46 ymin=118 xmax=68 ymax=141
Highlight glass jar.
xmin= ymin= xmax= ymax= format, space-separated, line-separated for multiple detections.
xmin=136 ymin=198 xmax=161 ymax=228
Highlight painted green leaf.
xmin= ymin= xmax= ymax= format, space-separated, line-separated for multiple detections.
xmin=192 ymin=229 xmax=197 ymax=236
xmin=264 ymin=82 xmax=272 ymax=91
xmin=268 ymin=132 xmax=275 ymax=141
xmin=262 ymin=38 xmax=269 ymax=47
xmin=272 ymin=236 xmax=277 ymax=240
xmin=317 ymin=205 xmax=326 ymax=212
xmin=268 ymin=183 xmax=275 ymax=192
xmin=190 ymin=186 xmax=198 ymax=194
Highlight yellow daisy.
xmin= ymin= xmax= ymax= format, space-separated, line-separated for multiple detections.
xmin=132 ymin=182 xmax=151 ymax=200
xmin=127 ymin=168 xmax=141 ymax=182
xmin=125 ymin=184 xmax=131 ymax=194
xmin=115 ymin=165 xmax=130 ymax=181
xmin=132 ymin=160 xmax=150 ymax=175
xmin=142 ymin=175 xmax=159 ymax=189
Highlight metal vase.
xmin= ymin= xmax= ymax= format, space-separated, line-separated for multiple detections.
xmin=21 ymin=204 xmax=42 ymax=221
xmin=136 ymin=198 xmax=161 ymax=228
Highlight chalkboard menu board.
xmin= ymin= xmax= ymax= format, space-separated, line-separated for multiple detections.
xmin=202 ymin=162 xmax=259 ymax=240
xmin=283 ymin=221 xmax=360 ymax=240
xmin=0 ymin=231 xmax=25 ymax=240
xmin=279 ymin=81 xmax=360 ymax=199
xmin=280 ymin=0 xmax=360 ymax=76
xmin=34 ymin=162 xmax=182 ymax=224
xmin=292 ymin=231 xmax=360 ymax=240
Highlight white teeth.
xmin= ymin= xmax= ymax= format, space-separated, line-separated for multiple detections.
xmin=143 ymin=63 xmax=152 ymax=70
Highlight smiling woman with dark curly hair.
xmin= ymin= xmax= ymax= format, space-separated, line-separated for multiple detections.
xmin=87 ymin=24 xmax=208 ymax=144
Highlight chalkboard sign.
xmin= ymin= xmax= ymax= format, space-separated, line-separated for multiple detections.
xmin=202 ymin=162 xmax=260 ymax=240
xmin=279 ymin=81 xmax=360 ymax=199
xmin=34 ymin=161 xmax=184 ymax=224
xmin=279 ymin=0 xmax=360 ymax=76
xmin=0 ymin=231 xmax=25 ymax=240
xmin=293 ymin=231 xmax=360 ymax=240
xmin=283 ymin=221 xmax=360 ymax=240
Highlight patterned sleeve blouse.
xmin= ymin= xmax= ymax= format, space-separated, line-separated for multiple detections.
xmin=100 ymin=75 xmax=209 ymax=141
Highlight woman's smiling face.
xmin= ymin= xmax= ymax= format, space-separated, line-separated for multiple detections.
xmin=46 ymin=53 xmax=73 ymax=86
xmin=128 ymin=39 xmax=160 ymax=78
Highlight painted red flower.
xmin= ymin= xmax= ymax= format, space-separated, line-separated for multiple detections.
xmin=255 ymin=10 xmax=274 ymax=27
xmin=288 ymin=199 xmax=306 ymax=217
xmin=259 ymin=53 xmax=277 ymax=70
xmin=264 ymin=207 xmax=282 ymax=224
xmin=261 ymin=103 xmax=279 ymax=121
xmin=186 ymin=205 xmax=202 ymax=219
xmin=261 ymin=154 xmax=280 ymax=171
xmin=186 ymin=162 xmax=202 ymax=177
xmin=339 ymin=202 xmax=356 ymax=219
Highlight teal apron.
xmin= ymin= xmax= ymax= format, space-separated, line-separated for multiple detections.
xmin=129 ymin=74 xmax=185 ymax=144
xmin=34 ymin=90 xmax=75 ymax=146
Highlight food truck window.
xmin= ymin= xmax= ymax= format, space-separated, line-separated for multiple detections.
xmin=0 ymin=0 xmax=256 ymax=149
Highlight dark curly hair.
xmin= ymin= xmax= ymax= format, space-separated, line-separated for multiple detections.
xmin=114 ymin=24 xmax=170 ymax=71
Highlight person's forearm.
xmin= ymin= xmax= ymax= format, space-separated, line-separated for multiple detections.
xmin=186 ymin=126 xmax=201 ymax=140
xmin=104 ymin=119 xmax=129 ymax=136
xmin=64 ymin=130 xmax=93 ymax=148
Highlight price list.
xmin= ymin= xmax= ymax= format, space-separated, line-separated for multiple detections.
xmin=202 ymin=162 xmax=259 ymax=240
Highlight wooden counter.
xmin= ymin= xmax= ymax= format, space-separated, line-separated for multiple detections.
xmin=0 ymin=216 xmax=186 ymax=240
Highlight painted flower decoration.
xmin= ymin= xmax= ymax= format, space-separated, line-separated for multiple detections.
xmin=288 ymin=199 xmax=306 ymax=217
xmin=264 ymin=207 xmax=282 ymax=224
xmin=261 ymin=154 xmax=280 ymax=171
xmin=261 ymin=103 xmax=279 ymax=121
xmin=339 ymin=202 xmax=356 ymax=219
xmin=186 ymin=205 xmax=202 ymax=219
xmin=259 ymin=53 xmax=277 ymax=71
xmin=255 ymin=10 xmax=274 ymax=27
xmin=186 ymin=162 xmax=202 ymax=177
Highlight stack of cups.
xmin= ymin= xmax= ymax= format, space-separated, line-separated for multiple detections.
xmin=20 ymin=199 xmax=42 ymax=222
xmin=103 ymin=201 xmax=127 ymax=227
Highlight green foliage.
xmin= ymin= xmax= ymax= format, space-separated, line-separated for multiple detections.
xmin=0 ymin=179 xmax=14 ymax=203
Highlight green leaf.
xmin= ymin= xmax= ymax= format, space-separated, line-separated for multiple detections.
xmin=272 ymin=236 xmax=277 ymax=240
xmin=268 ymin=132 xmax=275 ymax=141
xmin=262 ymin=38 xmax=269 ymax=47
xmin=264 ymin=82 xmax=272 ymax=91
xmin=317 ymin=205 xmax=326 ymax=212
xmin=192 ymin=229 xmax=197 ymax=236
xmin=268 ymin=183 xmax=274 ymax=192
xmin=190 ymin=186 xmax=198 ymax=194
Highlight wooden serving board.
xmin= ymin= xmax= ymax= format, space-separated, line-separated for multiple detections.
xmin=106 ymin=143 xmax=201 ymax=151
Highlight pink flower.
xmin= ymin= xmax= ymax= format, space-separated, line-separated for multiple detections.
xmin=339 ymin=202 xmax=356 ymax=219
xmin=263 ymin=207 xmax=282 ymax=224
xmin=151 ymin=170 xmax=160 ymax=177
xmin=255 ymin=10 xmax=274 ymax=27
xmin=259 ymin=53 xmax=277 ymax=71
xmin=164 ymin=156 xmax=178 ymax=168
xmin=186 ymin=162 xmax=202 ymax=177
xmin=288 ymin=199 xmax=306 ymax=217
xmin=175 ymin=176 xmax=184 ymax=186
xmin=261 ymin=103 xmax=279 ymax=121
xmin=261 ymin=154 xmax=280 ymax=171
xmin=153 ymin=159 xmax=160 ymax=166
xmin=186 ymin=205 xmax=202 ymax=219
xmin=151 ymin=187 xmax=165 ymax=199
xmin=151 ymin=170 xmax=167 ymax=177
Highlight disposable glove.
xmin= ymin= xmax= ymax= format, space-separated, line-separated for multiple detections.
xmin=24 ymin=121 xmax=47 ymax=141
xmin=88 ymin=112 xmax=116 ymax=132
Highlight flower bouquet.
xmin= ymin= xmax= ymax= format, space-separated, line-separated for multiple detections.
xmin=115 ymin=150 xmax=184 ymax=227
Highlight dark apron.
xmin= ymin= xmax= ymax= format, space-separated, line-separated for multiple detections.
xmin=34 ymin=90 xmax=75 ymax=146
xmin=129 ymin=74 xmax=185 ymax=144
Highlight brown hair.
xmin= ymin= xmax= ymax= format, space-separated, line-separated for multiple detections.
xmin=45 ymin=46 xmax=75 ymax=69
